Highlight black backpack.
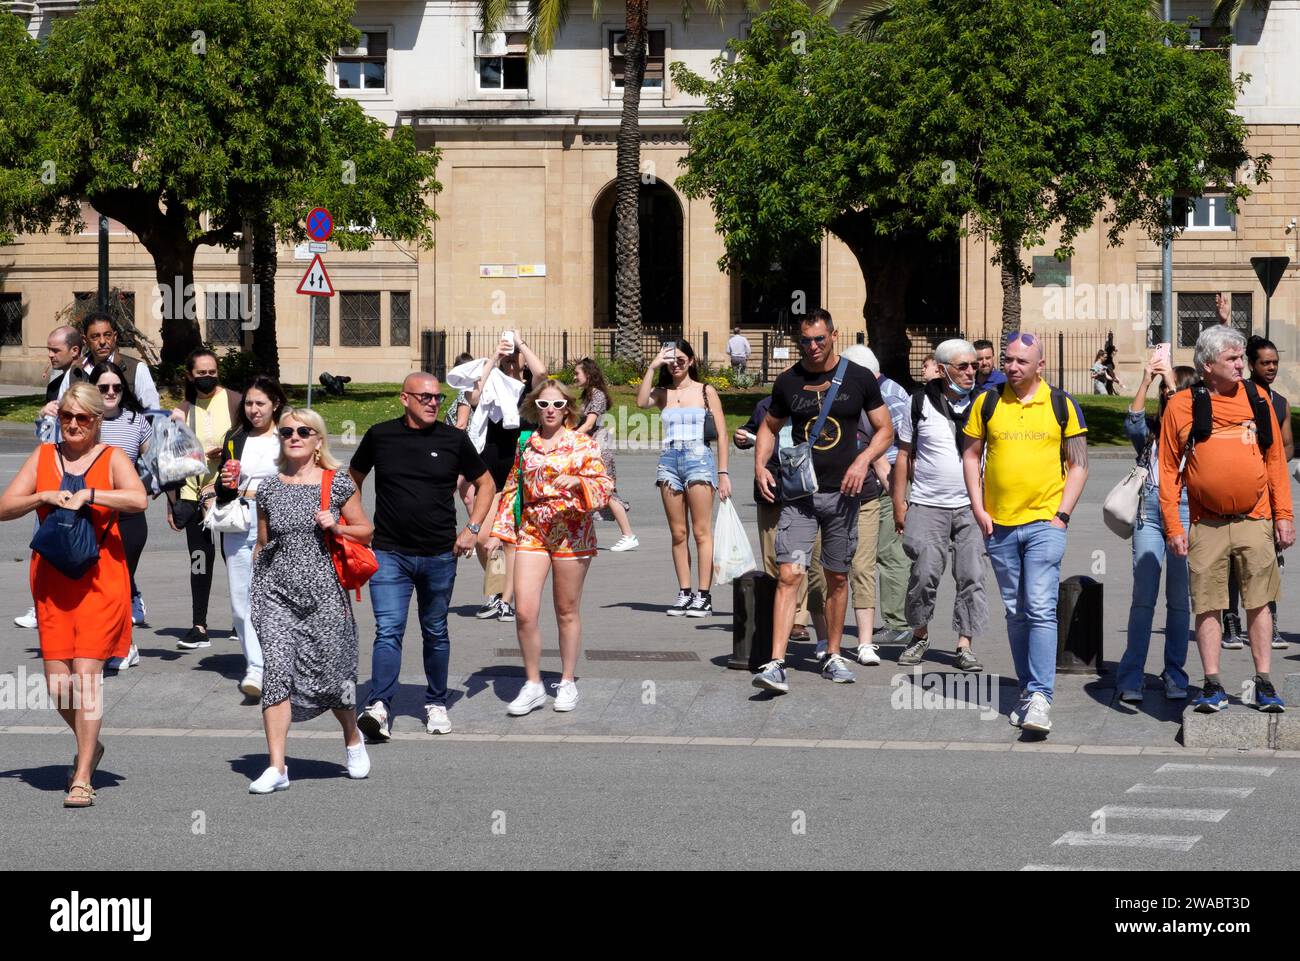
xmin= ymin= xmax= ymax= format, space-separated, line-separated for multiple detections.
xmin=906 ymin=379 xmax=973 ymax=481
xmin=1180 ymin=380 xmax=1273 ymax=464
xmin=976 ymin=384 xmax=1073 ymax=476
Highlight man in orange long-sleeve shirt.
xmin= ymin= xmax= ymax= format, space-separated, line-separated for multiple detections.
xmin=1159 ymin=326 xmax=1295 ymax=713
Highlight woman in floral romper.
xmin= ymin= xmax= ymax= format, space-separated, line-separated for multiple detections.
xmin=486 ymin=380 xmax=613 ymax=717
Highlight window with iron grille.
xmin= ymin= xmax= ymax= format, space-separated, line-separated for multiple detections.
xmin=340 ymin=292 xmax=380 ymax=347
xmin=390 ymin=292 xmax=410 ymax=347
xmin=1176 ymin=292 xmax=1252 ymax=348
xmin=1147 ymin=291 xmax=1163 ymax=347
xmin=0 ymin=294 xmax=22 ymax=346
xmin=312 ymin=297 xmax=330 ymax=346
xmin=205 ymin=291 xmax=244 ymax=346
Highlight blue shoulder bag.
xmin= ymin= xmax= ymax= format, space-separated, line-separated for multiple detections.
xmin=30 ymin=447 xmax=114 ymax=580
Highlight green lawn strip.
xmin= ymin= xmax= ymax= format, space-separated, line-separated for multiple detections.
xmin=3 ymin=384 xmax=1295 ymax=449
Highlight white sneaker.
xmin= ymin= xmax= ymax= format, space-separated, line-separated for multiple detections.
xmin=551 ymin=679 xmax=579 ymax=712
xmin=248 ymin=765 xmax=290 ymax=794
xmin=345 ymin=739 xmax=370 ymax=779
xmin=239 ymin=666 xmax=263 ymax=698
xmin=610 ymin=534 xmax=640 ymax=552
xmin=358 ymin=702 xmax=391 ymax=742
xmin=1021 ymin=692 xmax=1053 ymax=733
xmin=855 ymin=643 xmax=881 ymax=666
xmin=425 ymin=704 xmax=451 ymax=734
xmin=507 ymin=681 xmax=547 ymax=716
xmin=107 ymin=644 xmax=140 ymax=672
xmin=14 ymin=607 xmax=36 ymax=629
xmin=813 ymin=639 xmax=828 ymax=662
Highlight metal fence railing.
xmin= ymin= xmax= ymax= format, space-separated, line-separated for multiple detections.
xmin=421 ymin=327 xmax=707 ymax=381
xmin=906 ymin=325 xmax=1112 ymax=396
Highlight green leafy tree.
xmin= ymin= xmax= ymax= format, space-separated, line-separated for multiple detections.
xmin=1 ymin=0 xmax=438 ymax=371
xmin=477 ymin=0 xmax=736 ymax=366
xmin=674 ymin=0 xmax=1266 ymax=377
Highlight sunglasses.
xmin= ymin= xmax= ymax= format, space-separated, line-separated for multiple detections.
xmin=948 ymin=362 xmax=977 ymax=371
xmin=1006 ymin=332 xmax=1037 ymax=347
xmin=278 ymin=426 xmax=317 ymax=440
xmin=534 ymin=399 xmax=568 ymax=410
xmin=403 ymin=391 xmax=443 ymax=407
xmin=799 ymin=335 xmax=828 ymax=347
xmin=59 ymin=412 xmax=96 ymax=428
xmin=96 ymin=383 xmax=123 ymax=395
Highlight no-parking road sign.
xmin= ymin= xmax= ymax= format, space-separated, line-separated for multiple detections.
xmin=306 ymin=207 xmax=334 ymax=242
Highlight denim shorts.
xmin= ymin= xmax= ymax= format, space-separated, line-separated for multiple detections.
xmin=656 ymin=442 xmax=717 ymax=491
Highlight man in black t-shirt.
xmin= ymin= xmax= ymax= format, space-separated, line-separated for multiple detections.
xmin=751 ymin=310 xmax=894 ymax=694
xmin=351 ymin=373 xmax=496 ymax=741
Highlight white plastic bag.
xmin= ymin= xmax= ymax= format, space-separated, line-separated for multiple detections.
xmin=154 ymin=416 xmax=207 ymax=486
xmin=712 ymin=498 xmax=756 ymax=586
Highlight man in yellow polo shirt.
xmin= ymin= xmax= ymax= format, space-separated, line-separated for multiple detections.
xmin=962 ymin=332 xmax=1089 ymax=735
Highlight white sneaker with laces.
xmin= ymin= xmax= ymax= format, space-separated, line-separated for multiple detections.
xmin=249 ymin=765 xmax=290 ymax=794
xmin=855 ymin=643 xmax=881 ymax=666
xmin=345 ymin=738 xmax=370 ymax=779
xmin=239 ymin=666 xmax=263 ymax=698
xmin=425 ymin=704 xmax=451 ymax=734
xmin=14 ymin=607 xmax=37 ymax=629
xmin=108 ymin=644 xmax=140 ymax=672
xmin=552 ymin=679 xmax=579 ymax=712
xmin=1021 ymin=692 xmax=1053 ymax=733
xmin=610 ymin=534 xmax=640 ymax=552
xmin=507 ymin=680 xmax=548 ymax=716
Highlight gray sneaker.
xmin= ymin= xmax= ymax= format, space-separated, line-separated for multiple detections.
xmin=872 ymin=626 xmax=912 ymax=645
xmin=954 ymin=647 xmax=983 ymax=672
xmin=1272 ymin=621 xmax=1288 ymax=649
xmin=821 ymin=653 xmax=856 ymax=684
xmin=1221 ymin=612 xmax=1244 ymax=650
xmin=1021 ymin=692 xmax=1052 ymax=733
xmin=897 ymin=634 xmax=930 ymax=666
xmin=752 ymin=660 xmax=789 ymax=694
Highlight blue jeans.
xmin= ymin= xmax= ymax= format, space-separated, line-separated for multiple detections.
xmin=366 ymin=550 xmax=457 ymax=710
xmin=1118 ymin=486 xmax=1190 ymax=693
xmin=985 ymin=521 xmax=1068 ymax=701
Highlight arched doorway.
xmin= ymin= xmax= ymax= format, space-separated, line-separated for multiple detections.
xmin=593 ymin=180 xmax=683 ymax=331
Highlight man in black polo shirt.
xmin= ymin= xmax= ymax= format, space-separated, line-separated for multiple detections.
xmin=351 ymin=372 xmax=496 ymax=740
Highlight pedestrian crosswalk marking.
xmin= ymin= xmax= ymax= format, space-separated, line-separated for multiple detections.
xmin=1052 ymin=832 xmax=1202 ymax=851
xmin=1095 ymin=805 xmax=1229 ymax=822
xmin=1126 ymin=784 xmax=1255 ymax=798
xmin=1154 ymin=762 xmax=1276 ymax=777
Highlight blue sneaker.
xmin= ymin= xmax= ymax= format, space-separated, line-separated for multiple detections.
xmin=1254 ymin=678 xmax=1285 ymax=713
xmin=821 ymin=653 xmax=856 ymax=684
xmin=1192 ymin=681 xmax=1229 ymax=713
xmin=752 ymin=659 xmax=789 ymax=694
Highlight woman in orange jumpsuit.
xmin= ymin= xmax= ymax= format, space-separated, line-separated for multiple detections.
xmin=0 ymin=382 xmax=147 ymax=807
xmin=486 ymin=379 xmax=613 ymax=717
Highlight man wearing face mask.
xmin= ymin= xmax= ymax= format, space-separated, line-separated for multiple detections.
xmin=892 ymin=339 xmax=990 ymax=672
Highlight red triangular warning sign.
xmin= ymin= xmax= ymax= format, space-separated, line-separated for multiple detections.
xmin=296 ymin=254 xmax=335 ymax=297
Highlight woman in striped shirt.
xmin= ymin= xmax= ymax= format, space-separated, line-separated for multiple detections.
xmin=90 ymin=361 xmax=154 ymax=671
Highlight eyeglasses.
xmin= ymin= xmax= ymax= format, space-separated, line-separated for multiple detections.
xmin=58 ymin=412 xmax=96 ymax=428
xmin=948 ymin=362 xmax=977 ymax=371
xmin=278 ymin=426 xmax=317 ymax=440
xmin=534 ymin=398 xmax=568 ymax=410
xmin=1006 ymin=332 xmax=1037 ymax=347
xmin=404 ymin=391 xmax=443 ymax=407
xmin=96 ymin=383 xmax=122 ymax=395
xmin=799 ymin=335 xmax=828 ymax=347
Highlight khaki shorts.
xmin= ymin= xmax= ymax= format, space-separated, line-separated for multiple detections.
xmin=1187 ymin=517 xmax=1280 ymax=615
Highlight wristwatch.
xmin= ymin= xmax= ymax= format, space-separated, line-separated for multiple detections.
xmin=1055 ymin=511 xmax=1071 ymax=526
xmin=466 ymin=522 xmax=482 ymax=534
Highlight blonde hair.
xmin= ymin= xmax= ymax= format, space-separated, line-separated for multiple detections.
xmin=276 ymin=406 xmax=341 ymax=471
xmin=60 ymin=381 xmax=105 ymax=420
xmin=521 ymin=378 xmax=579 ymax=429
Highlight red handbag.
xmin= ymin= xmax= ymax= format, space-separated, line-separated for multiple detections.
xmin=320 ymin=469 xmax=378 ymax=600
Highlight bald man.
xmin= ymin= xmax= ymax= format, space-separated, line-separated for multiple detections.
xmin=350 ymin=373 xmax=497 ymax=740
xmin=962 ymin=333 xmax=1088 ymax=736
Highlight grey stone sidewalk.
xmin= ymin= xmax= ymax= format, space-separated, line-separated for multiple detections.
xmin=1 ymin=439 xmax=1297 ymax=749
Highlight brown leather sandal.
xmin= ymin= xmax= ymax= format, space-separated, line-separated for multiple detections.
xmin=64 ymin=783 xmax=96 ymax=808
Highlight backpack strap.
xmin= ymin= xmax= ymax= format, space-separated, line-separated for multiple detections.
xmin=1241 ymin=379 xmax=1274 ymax=453
xmin=980 ymin=385 xmax=1000 ymax=427
xmin=1049 ymin=387 xmax=1070 ymax=477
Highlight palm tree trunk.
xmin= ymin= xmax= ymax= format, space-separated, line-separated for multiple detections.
xmin=613 ymin=0 xmax=648 ymax=366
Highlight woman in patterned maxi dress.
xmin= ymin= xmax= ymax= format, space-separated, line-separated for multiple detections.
xmin=246 ymin=407 xmax=374 ymax=795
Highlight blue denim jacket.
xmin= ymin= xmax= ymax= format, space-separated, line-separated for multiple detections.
xmin=1124 ymin=409 xmax=1186 ymax=528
